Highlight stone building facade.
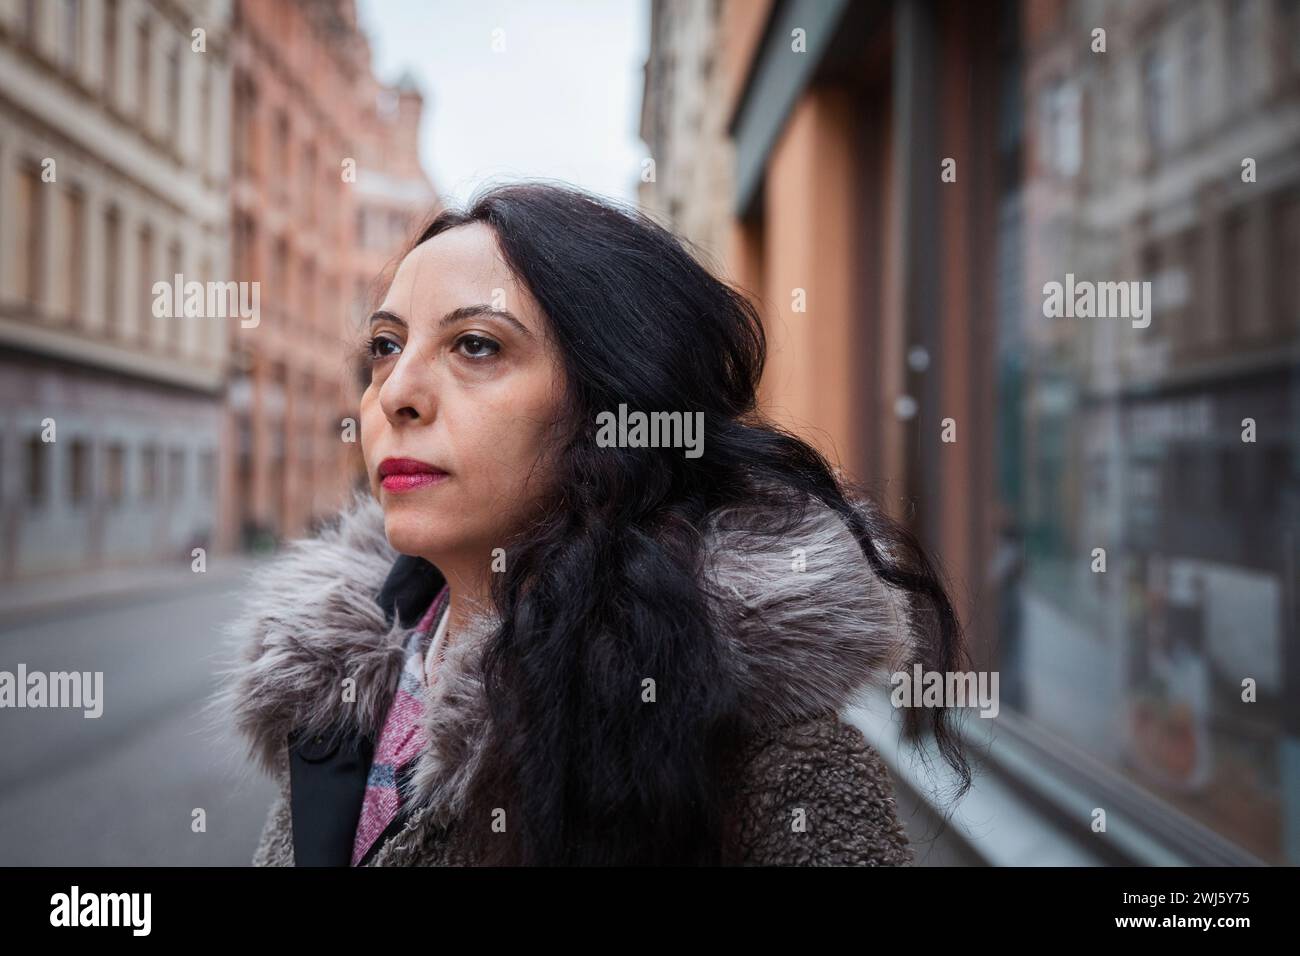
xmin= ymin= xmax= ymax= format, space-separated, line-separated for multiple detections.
xmin=225 ymin=0 xmax=436 ymax=549
xmin=0 ymin=0 xmax=232 ymax=578
xmin=0 ymin=0 xmax=438 ymax=573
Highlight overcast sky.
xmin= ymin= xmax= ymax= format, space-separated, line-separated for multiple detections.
xmin=357 ymin=0 xmax=651 ymax=209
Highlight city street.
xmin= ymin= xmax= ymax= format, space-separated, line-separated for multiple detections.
xmin=0 ymin=571 xmax=275 ymax=866
xmin=0 ymin=0 xmax=1290 ymax=877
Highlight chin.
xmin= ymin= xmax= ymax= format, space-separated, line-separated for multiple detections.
xmin=381 ymin=508 xmax=450 ymax=560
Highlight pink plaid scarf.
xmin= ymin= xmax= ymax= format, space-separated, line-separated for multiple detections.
xmin=350 ymin=584 xmax=451 ymax=866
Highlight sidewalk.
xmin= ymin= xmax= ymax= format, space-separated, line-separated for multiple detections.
xmin=0 ymin=554 xmax=261 ymax=628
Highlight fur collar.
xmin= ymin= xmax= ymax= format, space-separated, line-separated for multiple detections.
xmin=209 ymin=485 xmax=917 ymax=826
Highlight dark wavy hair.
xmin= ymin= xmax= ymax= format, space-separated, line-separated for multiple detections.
xmin=368 ymin=180 xmax=971 ymax=865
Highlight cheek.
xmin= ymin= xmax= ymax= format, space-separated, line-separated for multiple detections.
xmin=358 ymin=389 xmax=385 ymax=485
xmin=454 ymin=383 xmax=560 ymax=506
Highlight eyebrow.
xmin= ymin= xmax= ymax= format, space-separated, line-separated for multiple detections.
xmin=369 ymin=305 xmax=532 ymax=338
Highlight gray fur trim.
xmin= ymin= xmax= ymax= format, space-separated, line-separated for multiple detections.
xmin=698 ymin=489 xmax=917 ymax=732
xmin=204 ymin=490 xmax=409 ymax=777
xmin=207 ymin=483 xmax=919 ymax=818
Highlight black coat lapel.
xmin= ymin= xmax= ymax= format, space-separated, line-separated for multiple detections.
xmin=287 ymin=553 xmax=444 ymax=866
xmin=288 ymin=724 xmax=375 ymax=866
xmin=376 ymin=554 xmax=445 ymax=629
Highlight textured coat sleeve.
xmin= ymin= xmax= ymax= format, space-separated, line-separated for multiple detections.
xmin=250 ymin=744 xmax=295 ymax=867
xmin=724 ymin=713 xmax=914 ymax=866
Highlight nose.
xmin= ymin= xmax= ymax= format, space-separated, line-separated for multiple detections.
xmin=377 ymin=348 xmax=433 ymax=425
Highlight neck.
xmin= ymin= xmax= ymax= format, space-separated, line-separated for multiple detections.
xmin=430 ymin=555 xmax=494 ymax=640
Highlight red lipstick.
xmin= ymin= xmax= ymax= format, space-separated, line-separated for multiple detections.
xmin=378 ymin=457 xmax=449 ymax=493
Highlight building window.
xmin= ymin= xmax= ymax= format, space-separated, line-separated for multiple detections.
xmin=199 ymin=449 xmax=216 ymax=497
xmin=274 ymin=110 xmax=290 ymax=200
xmin=166 ymin=44 xmax=181 ymax=141
xmin=1224 ymin=210 xmax=1250 ymax=342
xmin=990 ymin=8 xmax=1297 ymax=864
xmin=14 ymin=164 xmax=44 ymax=307
xmin=199 ymin=66 xmax=211 ymax=172
xmin=1288 ymin=0 xmax=1300 ymax=71
xmin=137 ymin=222 xmax=154 ymax=344
xmin=57 ymin=186 xmax=85 ymax=323
xmin=1141 ymin=43 xmax=1172 ymax=156
xmin=1181 ymin=228 xmax=1205 ymax=348
xmin=1182 ymin=15 xmax=1205 ymax=139
xmin=273 ymin=237 xmax=289 ymax=318
xmin=298 ymin=386 xmax=315 ymax=465
xmin=321 ymin=158 xmax=336 ymax=234
xmin=1226 ymin=0 xmax=1253 ymax=106
xmin=69 ymin=439 xmax=89 ymax=504
xmin=1275 ymin=193 xmax=1300 ymax=334
xmin=103 ymin=205 xmax=120 ymax=337
xmin=300 ymin=258 xmax=315 ymax=329
xmin=61 ymin=0 xmax=81 ymax=74
xmin=302 ymin=142 xmax=317 ymax=223
xmin=168 ymin=448 xmax=185 ymax=499
xmin=233 ymin=213 xmax=256 ymax=281
xmin=136 ymin=18 xmax=151 ymax=127
xmin=233 ymin=74 xmax=252 ymax=178
xmin=140 ymin=445 xmax=158 ymax=499
xmin=102 ymin=0 xmax=118 ymax=102
xmin=199 ymin=254 xmax=216 ymax=354
xmin=324 ymin=278 xmax=339 ymax=335
xmin=167 ymin=238 xmax=183 ymax=352
xmin=26 ymin=435 xmax=48 ymax=506
xmin=107 ymin=444 xmax=125 ymax=504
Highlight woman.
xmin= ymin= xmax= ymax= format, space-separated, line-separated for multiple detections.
xmin=212 ymin=181 xmax=971 ymax=866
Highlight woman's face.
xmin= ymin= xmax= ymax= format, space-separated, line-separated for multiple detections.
xmin=360 ymin=222 xmax=565 ymax=570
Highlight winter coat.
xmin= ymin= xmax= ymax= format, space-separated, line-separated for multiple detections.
xmin=211 ymin=487 xmax=918 ymax=866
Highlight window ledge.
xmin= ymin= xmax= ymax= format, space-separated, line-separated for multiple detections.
xmin=843 ymin=688 xmax=1259 ymax=866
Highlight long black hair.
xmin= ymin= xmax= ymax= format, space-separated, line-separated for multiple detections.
xmin=375 ymin=180 xmax=971 ymax=864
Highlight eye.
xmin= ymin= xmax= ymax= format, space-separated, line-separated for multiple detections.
xmin=368 ymin=335 xmax=401 ymax=361
xmin=454 ymin=333 xmax=500 ymax=360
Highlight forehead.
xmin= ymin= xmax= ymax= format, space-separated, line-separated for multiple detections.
xmin=383 ymin=221 xmax=531 ymax=318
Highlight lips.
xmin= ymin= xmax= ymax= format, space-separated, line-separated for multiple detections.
xmin=378 ymin=457 xmax=449 ymax=493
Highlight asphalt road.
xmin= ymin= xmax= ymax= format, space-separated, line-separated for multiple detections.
xmin=0 ymin=574 xmax=276 ymax=865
